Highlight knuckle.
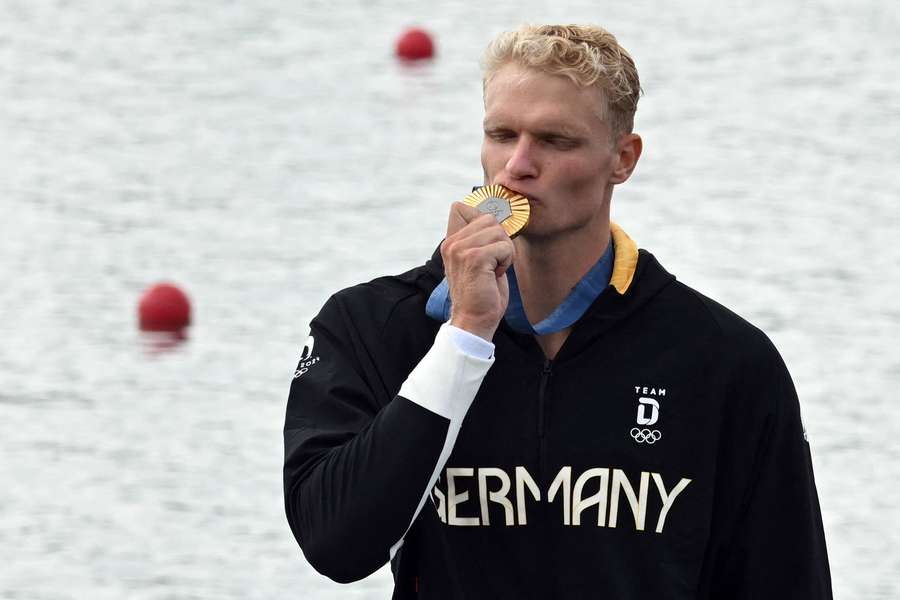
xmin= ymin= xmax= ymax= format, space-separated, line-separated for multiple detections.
xmin=446 ymin=240 xmax=471 ymax=264
xmin=461 ymin=246 xmax=479 ymax=262
xmin=441 ymin=239 xmax=458 ymax=261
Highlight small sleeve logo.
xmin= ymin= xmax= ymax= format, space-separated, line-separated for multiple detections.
xmin=293 ymin=334 xmax=321 ymax=379
xmin=299 ymin=335 xmax=315 ymax=361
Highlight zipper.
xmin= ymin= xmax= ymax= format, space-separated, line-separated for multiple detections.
xmin=537 ymin=358 xmax=553 ymax=599
xmin=537 ymin=359 xmax=552 ymax=438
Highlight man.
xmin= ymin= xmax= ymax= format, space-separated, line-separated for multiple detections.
xmin=284 ymin=24 xmax=832 ymax=599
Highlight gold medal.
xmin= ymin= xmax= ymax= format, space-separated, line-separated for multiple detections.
xmin=462 ymin=184 xmax=531 ymax=239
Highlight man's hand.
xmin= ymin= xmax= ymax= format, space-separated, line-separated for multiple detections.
xmin=441 ymin=202 xmax=515 ymax=341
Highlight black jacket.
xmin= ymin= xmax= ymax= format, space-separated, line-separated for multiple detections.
xmin=283 ymin=241 xmax=832 ymax=599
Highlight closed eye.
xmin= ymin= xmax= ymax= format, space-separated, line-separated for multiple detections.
xmin=485 ymin=128 xmax=516 ymax=142
xmin=541 ymin=135 xmax=580 ymax=149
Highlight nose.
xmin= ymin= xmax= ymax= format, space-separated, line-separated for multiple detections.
xmin=505 ymin=137 xmax=538 ymax=180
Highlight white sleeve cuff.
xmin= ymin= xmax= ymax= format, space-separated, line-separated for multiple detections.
xmin=397 ymin=322 xmax=495 ymax=422
xmin=447 ymin=324 xmax=495 ymax=360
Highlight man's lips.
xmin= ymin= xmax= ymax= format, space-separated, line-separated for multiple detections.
xmin=495 ymin=182 xmax=539 ymax=204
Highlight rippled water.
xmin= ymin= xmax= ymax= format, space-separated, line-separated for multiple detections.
xmin=1 ymin=1 xmax=898 ymax=598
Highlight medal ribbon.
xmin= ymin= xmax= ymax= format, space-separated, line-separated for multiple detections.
xmin=425 ymin=238 xmax=614 ymax=335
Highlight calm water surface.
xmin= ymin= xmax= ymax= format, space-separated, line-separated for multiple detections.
xmin=1 ymin=0 xmax=898 ymax=598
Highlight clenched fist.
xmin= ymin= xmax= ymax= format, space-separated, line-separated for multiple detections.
xmin=440 ymin=202 xmax=516 ymax=341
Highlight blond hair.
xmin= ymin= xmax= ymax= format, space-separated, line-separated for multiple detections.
xmin=482 ymin=24 xmax=642 ymax=137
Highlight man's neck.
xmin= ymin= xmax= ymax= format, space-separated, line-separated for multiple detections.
xmin=512 ymin=219 xmax=612 ymax=359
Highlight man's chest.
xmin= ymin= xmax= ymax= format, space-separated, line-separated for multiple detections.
xmin=434 ymin=333 xmax=721 ymax=539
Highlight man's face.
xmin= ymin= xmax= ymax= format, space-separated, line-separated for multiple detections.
xmin=481 ymin=63 xmax=625 ymax=240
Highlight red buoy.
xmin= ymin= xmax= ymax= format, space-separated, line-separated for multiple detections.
xmin=395 ymin=28 xmax=435 ymax=61
xmin=138 ymin=283 xmax=191 ymax=331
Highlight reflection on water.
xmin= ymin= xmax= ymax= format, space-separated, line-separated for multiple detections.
xmin=139 ymin=330 xmax=190 ymax=354
xmin=1 ymin=1 xmax=898 ymax=598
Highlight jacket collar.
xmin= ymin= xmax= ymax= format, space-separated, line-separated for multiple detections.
xmin=609 ymin=222 xmax=639 ymax=294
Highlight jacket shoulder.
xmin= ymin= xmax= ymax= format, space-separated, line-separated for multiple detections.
xmin=319 ymin=262 xmax=438 ymax=334
xmin=660 ymin=279 xmax=779 ymax=360
xmin=649 ymin=276 xmax=800 ymax=444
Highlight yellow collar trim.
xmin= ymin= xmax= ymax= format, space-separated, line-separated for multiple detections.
xmin=610 ymin=222 xmax=638 ymax=294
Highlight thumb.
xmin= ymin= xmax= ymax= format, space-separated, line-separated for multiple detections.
xmin=496 ymin=271 xmax=510 ymax=309
xmin=446 ymin=202 xmax=482 ymax=237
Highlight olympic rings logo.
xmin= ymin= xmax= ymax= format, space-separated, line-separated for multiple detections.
xmin=630 ymin=428 xmax=662 ymax=444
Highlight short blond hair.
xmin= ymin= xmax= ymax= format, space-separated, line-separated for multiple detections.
xmin=482 ymin=24 xmax=642 ymax=137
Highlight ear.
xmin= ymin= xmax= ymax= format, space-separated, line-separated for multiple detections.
xmin=609 ymin=133 xmax=642 ymax=185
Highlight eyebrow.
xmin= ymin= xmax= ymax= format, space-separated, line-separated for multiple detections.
xmin=483 ymin=120 xmax=589 ymax=139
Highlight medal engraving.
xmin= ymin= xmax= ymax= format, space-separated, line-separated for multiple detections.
xmin=478 ymin=197 xmax=513 ymax=222
xmin=461 ymin=184 xmax=530 ymax=238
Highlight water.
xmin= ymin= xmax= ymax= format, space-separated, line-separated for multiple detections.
xmin=1 ymin=0 xmax=898 ymax=597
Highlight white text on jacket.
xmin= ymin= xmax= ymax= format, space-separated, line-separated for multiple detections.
xmin=430 ymin=466 xmax=691 ymax=533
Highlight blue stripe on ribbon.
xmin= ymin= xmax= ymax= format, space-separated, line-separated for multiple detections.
xmin=425 ymin=276 xmax=452 ymax=322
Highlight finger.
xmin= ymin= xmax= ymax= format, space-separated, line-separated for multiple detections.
xmin=446 ymin=202 xmax=484 ymax=237
xmin=441 ymin=220 xmax=510 ymax=272
xmin=496 ymin=270 xmax=509 ymax=300
xmin=466 ymin=239 xmax=515 ymax=275
xmin=447 ymin=218 xmax=509 ymax=249
xmin=494 ymin=239 xmax=515 ymax=276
